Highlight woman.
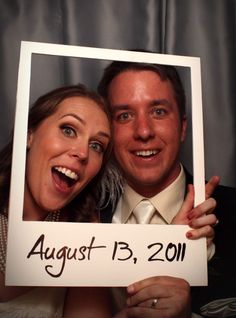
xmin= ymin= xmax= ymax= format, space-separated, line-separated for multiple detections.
xmin=0 ymin=84 xmax=113 ymax=317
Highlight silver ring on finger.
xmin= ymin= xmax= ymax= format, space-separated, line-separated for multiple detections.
xmin=151 ymin=298 xmax=158 ymax=308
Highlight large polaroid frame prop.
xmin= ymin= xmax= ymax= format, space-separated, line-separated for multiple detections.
xmin=6 ymin=41 xmax=206 ymax=287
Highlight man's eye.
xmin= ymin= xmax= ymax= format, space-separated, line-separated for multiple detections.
xmin=116 ymin=112 xmax=131 ymax=122
xmin=153 ymin=108 xmax=167 ymax=117
xmin=61 ymin=126 xmax=76 ymax=137
xmin=89 ymin=142 xmax=104 ymax=154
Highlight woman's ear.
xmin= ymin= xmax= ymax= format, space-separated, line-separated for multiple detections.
xmin=27 ymin=130 xmax=33 ymax=149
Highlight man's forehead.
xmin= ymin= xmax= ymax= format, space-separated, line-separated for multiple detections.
xmin=108 ymin=71 xmax=175 ymax=99
xmin=113 ymin=68 xmax=163 ymax=79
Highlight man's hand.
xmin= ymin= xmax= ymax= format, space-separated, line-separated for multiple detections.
xmin=114 ymin=276 xmax=191 ymax=318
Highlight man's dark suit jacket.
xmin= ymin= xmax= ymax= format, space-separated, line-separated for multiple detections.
xmin=100 ymin=170 xmax=236 ymax=316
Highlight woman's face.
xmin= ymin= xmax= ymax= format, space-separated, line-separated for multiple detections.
xmin=24 ymin=96 xmax=111 ymax=220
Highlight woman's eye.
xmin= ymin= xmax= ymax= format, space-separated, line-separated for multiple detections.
xmin=89 ymin=142 xmax=104 ymax=154
xmin=61 ymin=126 xmax=76 ymax=137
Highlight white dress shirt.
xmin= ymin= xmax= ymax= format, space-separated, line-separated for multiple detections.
xmin=111 ymin=165 xmax=214 ymax=317
xmin=112 ymin=164 xmax=186 ymax=225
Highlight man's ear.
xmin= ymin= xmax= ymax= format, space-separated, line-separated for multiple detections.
xmin=27 ymin=130 xmax=33 ymax=149
xmin=181 ymin=115 xmax=187 ymax=142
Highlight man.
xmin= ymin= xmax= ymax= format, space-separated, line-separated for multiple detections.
xmin=98 ymin=60 xmax=236 ymax=318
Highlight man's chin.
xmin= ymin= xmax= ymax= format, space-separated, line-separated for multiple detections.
xmin=128 ymin=177 xmax=165 ymax=196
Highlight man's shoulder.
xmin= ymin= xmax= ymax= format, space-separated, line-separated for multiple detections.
xmin=192 ymin=183 xmax=236 ymax=315
xmin=185 ymin=166 xmax=236 ymax=213
xmin=212 ymin=184 xmax=236 ymax=265
xmin=213 ymin=183 xmax=236 ymax=200
xmin=213 ymin=183 xmax=236 ymax=218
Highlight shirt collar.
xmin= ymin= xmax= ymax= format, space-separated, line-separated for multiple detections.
xmin=120 ymin=164 xmax=186 ymax=224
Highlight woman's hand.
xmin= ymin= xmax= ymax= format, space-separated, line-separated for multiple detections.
xmin=172 ymin=176 xmax=220 ymax=247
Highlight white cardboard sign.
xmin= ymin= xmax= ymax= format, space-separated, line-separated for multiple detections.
xmin=6 ymin=41 xmax=206 ymax=286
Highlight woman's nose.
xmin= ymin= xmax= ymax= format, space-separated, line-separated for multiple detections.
xmin=70 ymin=142 xmax=89 ymax=163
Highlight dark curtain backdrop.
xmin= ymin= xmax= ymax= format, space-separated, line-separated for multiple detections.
xmin=0 ymin=0 xmax=235 ymax=188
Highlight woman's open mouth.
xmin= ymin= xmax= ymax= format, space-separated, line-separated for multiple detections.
xmin=52 ymin=166 xmax=79 ymax=191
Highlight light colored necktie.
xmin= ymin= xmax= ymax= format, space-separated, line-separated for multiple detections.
xmin=133 ymin=199 xmax=156 ymax=224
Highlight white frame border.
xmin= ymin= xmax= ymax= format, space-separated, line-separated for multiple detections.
xmin=6 ymin=41 xmax=206 ymax=287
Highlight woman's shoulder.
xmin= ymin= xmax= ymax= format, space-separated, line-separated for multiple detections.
xmin=0 ymin=213 xmax=7 ymax=230
xmin=0 ymin=213 xmax=7 ymax=274
xmin=0 ymin=287 xmax=66 ymax=318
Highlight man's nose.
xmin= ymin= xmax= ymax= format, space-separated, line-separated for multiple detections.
xmin=133 ymin=115 xmax=155 ymax=141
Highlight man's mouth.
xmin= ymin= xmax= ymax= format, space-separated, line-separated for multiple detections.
xmin=52 ymin=166 xmax=79 ymax=189
xmin=135 ymin=150 xmax=159 ymax=157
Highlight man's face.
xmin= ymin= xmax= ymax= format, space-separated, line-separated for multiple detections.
xmin=107 ymin=70 xmax=187 ymax=197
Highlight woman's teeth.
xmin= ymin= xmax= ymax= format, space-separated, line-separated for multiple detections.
xmin=54 ymin=166 xmax=78 ymax=180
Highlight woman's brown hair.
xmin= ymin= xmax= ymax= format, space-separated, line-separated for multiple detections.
xmin=0 ymin=84 xmax=112 ymax=222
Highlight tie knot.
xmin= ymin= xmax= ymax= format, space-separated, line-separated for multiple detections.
xmin=133 ymin=199 xmax=156 ymax=224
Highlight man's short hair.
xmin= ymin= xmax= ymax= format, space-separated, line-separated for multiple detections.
xmin=98 ymin=61 xmax=186 ymax=120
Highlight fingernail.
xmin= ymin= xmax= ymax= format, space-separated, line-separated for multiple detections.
xmin=186 ymin=232 xmax=193 ymax=238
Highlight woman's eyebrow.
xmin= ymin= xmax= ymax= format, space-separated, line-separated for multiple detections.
xmin=60 ymin=113 xmax=111 ymax=140
xmin=97 ymin=131 xmax=111 ymax=140
xmin=60 ymin=113 xmax=86 ymax=125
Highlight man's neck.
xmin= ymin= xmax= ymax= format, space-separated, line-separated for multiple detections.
xmin=127 ymin=164 xmax=182 ymax=198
